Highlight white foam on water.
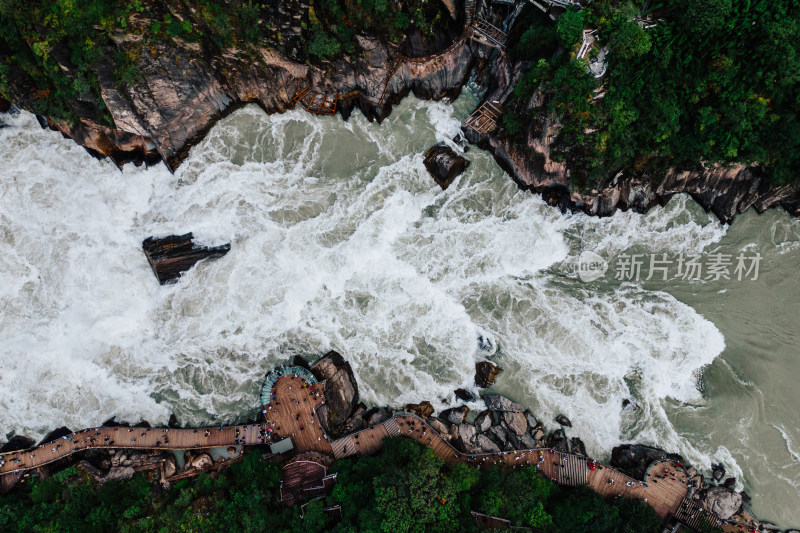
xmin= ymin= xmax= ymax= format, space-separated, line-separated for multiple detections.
xmin=0 ymin=99 xmax=728 ymax=489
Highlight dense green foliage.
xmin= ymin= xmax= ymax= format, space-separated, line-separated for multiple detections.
xmin=0 ymin=439 xmax=671 ymax=533
xmin=0 ymin=1 xmax=454 ymax=123
xmin=505 ymin=0 xmax=800 ymax=186
xmin=329 ymin=438 xmax=664 ymax=532
xmin=0 ymin=0 xmax=273 ymax=125
xmin=309 ymin=0 xmax=452 ymax=60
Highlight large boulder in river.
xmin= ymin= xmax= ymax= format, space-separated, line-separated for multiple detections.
xmin=555 ymin=414 xmax=572 ymax=427
xmin=475 ymin=361 xmax=502 ymax=388
xmin=311 ymin=351 xmax=359 ymax=436
xmin=610 ymin=444 xmax=675 ymax=481
xmin=423 ymin=143 xmax=470 ymax=190
xmin=706 ymin=487 xmax=743 ymax=519
xmin=365 ymin=407 xmax=391 ymax=427
xmin=142 ymin=233 xmax=230 ymax=285
xmin=484 ymin=395 xmax=524 ymax=412
xmin=454 ymin=388 xmax=477 ymax=402
xmin=711 ymin=462 xmax=726 ymax=482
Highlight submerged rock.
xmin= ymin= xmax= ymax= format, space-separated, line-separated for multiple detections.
xmin=142 ymin=233 xmax=231 ymax=285
xmin=555 ymin=414 xmax=572 ymax=427
xmin=475 ymin=361 xmax=502 ymax=388
xmin=621 ymin=398 xmax=640 ymax=412
xmin=423 ymin=143 xmax=470 ymax=190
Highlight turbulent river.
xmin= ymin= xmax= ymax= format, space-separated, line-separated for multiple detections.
xmin=1 ymin=92 xmax=798 ymax=527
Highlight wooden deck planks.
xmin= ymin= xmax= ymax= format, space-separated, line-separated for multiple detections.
xmin=1 ymin=386 xmax=710 ymax=528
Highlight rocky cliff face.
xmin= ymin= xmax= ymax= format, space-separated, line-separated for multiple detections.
xmin=2 ymin=6 xmax=798 ymax=222
xmin=15 ymin=9 xmax=477 ymax=171
xmin=472 ymin=53 xmax=800 ymax=223
xmin=310 ymin=350 xmax=359 ymax=437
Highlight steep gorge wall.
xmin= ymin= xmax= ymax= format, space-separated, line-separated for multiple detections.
xmin=2 ymin=8 xmax=798 ymax=223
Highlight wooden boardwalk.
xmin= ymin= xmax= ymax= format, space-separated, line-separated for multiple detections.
xmin=293 ymin=86 xmax=337 ymax=115
xmin=472 ymin=18 xmax=508 ymax=48
xmin=0 ymin=381 xmax=740 ymax=530
xmin=0 ymin=375 xmax=330 ymax=477
xmin=331 ymin=413 xmax=693 ymax=521
xmin=465 ymin=101 xmax=502 ymax=134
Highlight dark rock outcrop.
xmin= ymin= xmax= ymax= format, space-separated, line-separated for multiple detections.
xmin=706 ymin=486 xmax=743 ymax=520
xmin=37 ymin=427 xmax=73 ymax=446
xmin=547 ymin=429 xmax=570 ymax=453
xmin=475 ymin=361 xmax=502 ymax=388
xmin=610 ymin=444 xmax=681 ymax=481
xmin=502 ymin=411 xmax=527 ymax=435
xmin=473 ymin=410 xmax=492 ymax=433
xmin=405 ymin=401 xmax=435 ymax=419
xmin=0 ymin=98 xmax=10 ymax=113
xmin=310 ymin=351 xmax=359 ymax=437
xmin=555 ymin=414 xmax=572 ymax=427
xmin=454 ymin=388 xmax=477 ymax=402
xmin=622 ymin=398 xmax=640 ymax=412
xmin=101 ymin=416 xmax=129 ymax=428
xmin=570 ymin=437 xmax=587 ymax=456
xmin=168 ymin=414 xmax=181 ymax=429
xmin=0 ymin=435 xmax=34 ymax=453
xmin=142 ymin=233 xmax=231 ymax=285
xmin=483 ymin=395 xmax=524 ymax=412
xmin=441 ymin=406 xmax=469 ymax=425
xmin=712 ymin=462 xmax=726 ymax=482
xmin=423 ymin=143 xmax=470 ymax=190
xmin=426 ymin=418 xmax=452 ymax=440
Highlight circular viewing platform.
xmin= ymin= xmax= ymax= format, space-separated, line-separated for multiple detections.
xmin=259 ymin=365 xmax=319 ymax=407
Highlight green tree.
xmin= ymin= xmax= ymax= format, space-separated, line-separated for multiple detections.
xmin=557 ymin=9 xmax=585 ymax=48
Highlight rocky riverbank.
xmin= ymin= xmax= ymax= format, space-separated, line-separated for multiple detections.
xmin=1 ymin=2 xmax=798 ymax=222
xmin=308 ymin=352 xmax=788 ymax=531
xmin=1 ymin=351 xmax=795 ymax=531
